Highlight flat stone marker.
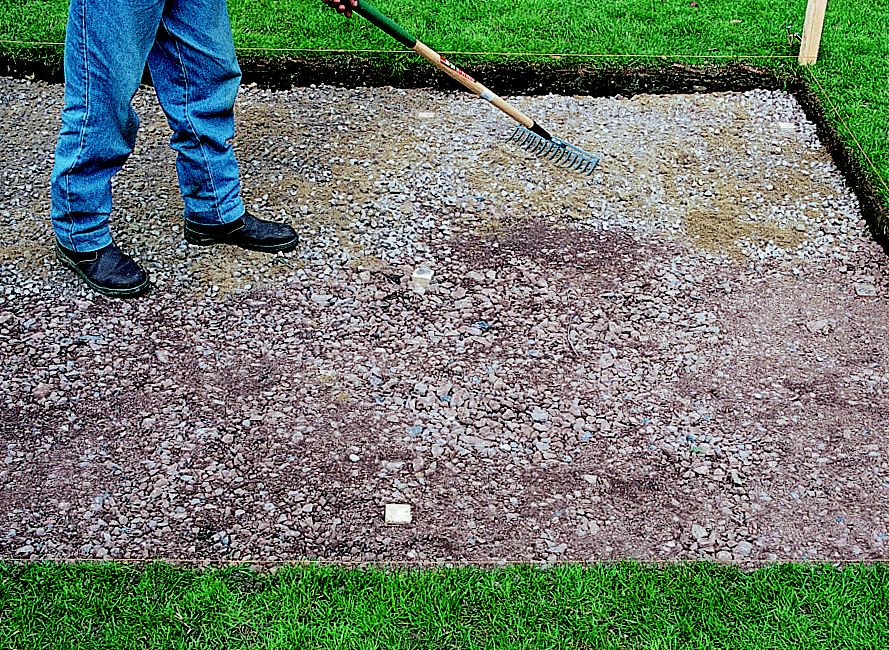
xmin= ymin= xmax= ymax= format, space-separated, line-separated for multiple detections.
xmin=385 ymin=504 xmax=413 ymax=525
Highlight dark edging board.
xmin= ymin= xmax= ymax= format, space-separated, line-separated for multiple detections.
xmin=1 ymin=49 xmax=885 ymax=247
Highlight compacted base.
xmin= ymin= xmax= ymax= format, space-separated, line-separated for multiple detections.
xmin=1 ymin=77 xmax=887 ymax=564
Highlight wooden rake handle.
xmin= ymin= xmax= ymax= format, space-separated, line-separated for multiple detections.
xmin=354 ymin=0 xmax=538 ymax=132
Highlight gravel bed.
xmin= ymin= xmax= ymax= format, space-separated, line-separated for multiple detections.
xmin=1 ymin=76 xmax=887 ymax=565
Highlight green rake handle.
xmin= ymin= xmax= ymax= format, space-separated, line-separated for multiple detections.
xmin=355 ymin=0 xmax=417 ymax=48
xmin=354 ymin=0 xmax=553 ymax=140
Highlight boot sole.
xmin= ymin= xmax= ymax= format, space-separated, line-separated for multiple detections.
xmin=55 ymin=246 xmax=150 ymax=298
xmin=184 ymin=227 xmax=299 ymax=254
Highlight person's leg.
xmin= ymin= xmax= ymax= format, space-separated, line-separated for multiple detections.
xmin=146 ymin=0 xmax=244 ymax=226
xmin=146 ymin=0 xmax=298 ymax=254
xmin=50 ymin=0 xmax=166 ymax=252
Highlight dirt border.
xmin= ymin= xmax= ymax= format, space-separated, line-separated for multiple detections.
xmin=1 ymin=50 xmax=885 ymax=247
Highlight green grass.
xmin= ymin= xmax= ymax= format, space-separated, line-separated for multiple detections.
xmin=1 ymin=4 xmax=888 ymax=645
xmin=1 ymin=561 xmax=888 ymax=649
xmin=0 ymin=0 xmax=887 ymax=228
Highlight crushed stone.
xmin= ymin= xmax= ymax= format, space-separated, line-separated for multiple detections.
xmin=0 ymin=77 xmax=887 ymax=564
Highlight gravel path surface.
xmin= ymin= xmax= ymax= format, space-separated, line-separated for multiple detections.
xmin=1 ymin=76 xmax=887 ymax=564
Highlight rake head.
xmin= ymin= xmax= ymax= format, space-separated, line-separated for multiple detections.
xmin=508 ymin=125 xmax=600 ymax=176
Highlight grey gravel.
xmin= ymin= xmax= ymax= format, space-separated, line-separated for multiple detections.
xmin=0 ymin=76 xmax=887 ymax=565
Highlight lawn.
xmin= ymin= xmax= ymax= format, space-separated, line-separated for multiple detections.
xmin=0 ymin=0 xmax=887 ymax=231
xmin=1 ymin=561 xmax=888 ymax=649
xmin=2 ymin=2 xmax=888 ymax=648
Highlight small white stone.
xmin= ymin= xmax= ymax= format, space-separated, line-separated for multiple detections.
xmin=854 ymin=283 xmax=878 ymax=297
xmin=385 ymin=503 xmax=412 ymax=524
xmin=411 ymin=266 xmax=434 ymax=289
xmin=735 ymin=541 xmax=754 ymax=556
xmin=805 ymin=318 xmax=832 ymax=334
xmin=349 ymin=454 xmax=360 ymax=463
xmin=311 ymin=293 xmax=333 ymax=306
xmin=692 ymin=523 xmax=708 ymax=539
xmin=416 ymin=111 xmax=435 ymax=120
xmin=778 ymin=122 xmax=796 ymax=130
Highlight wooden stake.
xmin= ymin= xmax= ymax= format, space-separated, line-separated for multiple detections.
xmin=799 ymin=0 xmax=828 ymax=65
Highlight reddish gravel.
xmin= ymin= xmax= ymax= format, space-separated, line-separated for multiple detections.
xmin=0 ymin=76 xmax=887 ymax=565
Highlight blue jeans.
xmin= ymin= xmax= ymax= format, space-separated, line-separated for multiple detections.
xmin=50 ymin=0 xmax=245 ymax=252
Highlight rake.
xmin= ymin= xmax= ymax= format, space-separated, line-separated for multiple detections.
xmin=352 ymin=0 xmax=601 ymax=176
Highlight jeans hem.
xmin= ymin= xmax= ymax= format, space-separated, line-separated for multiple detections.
xmin=53 ymin=229 xmax=113 ymax=254
xmin=184 ymin=199 xmax=244 ymax=226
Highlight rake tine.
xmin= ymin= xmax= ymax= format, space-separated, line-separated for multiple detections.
xmin=505 ymin=125 xmax=600 ymax=176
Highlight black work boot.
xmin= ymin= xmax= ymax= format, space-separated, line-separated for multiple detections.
xmin=55 ymin=241 xmax=149 ymax=298
xmin=183 ymin=211 xmax=299 ymax=253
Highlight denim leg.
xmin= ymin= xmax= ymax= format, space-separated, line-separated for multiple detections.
xmin=50 ymin=0 xmax=166 ymax=252
xmin=147 ymin=0 xmax=244 ymax=226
